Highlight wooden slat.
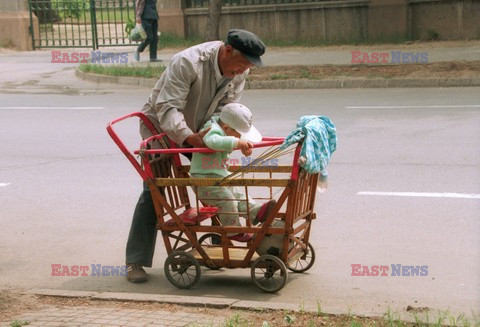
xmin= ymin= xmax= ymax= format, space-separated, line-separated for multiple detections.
xmin=287 ymin=248 xmax=305 ymax=263
xmin=303 ymin=173 xmax=309 ymax=212
xmin=293 ymin=219 xmax=309 ymax=235
xmin=189 ymin=247 xmax=259 ymax=261
xmin=177 ymin=165 xmax=293 ymax=173
xmin=160 ymin=224 xmax=291 ymax=234
xmin=228 ymin=165 xmax=293 ymax=173
xmin=155 ymin=177 xmax=291 ymax=187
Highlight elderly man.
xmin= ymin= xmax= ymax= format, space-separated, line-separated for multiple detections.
xmin=126 ymin=29 xmax=266 ymax=283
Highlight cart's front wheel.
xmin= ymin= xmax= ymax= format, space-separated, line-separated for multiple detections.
xmin=251 ymin=255 xmax=287 ymax=293
xmin=287 ymin=242 xmax=315 ymax=273
xmin=164 ymin=251 xmax=201 ymax=289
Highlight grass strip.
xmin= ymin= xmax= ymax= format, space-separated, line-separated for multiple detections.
xmin=79 ymin=63 xmax=166 ymax=79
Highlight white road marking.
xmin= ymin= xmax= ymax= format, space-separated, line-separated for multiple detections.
xmin=357 ymin=191 xmax=480 ymax=199
xmin=346 ymin=105 xmax=480 ymax=109
xmin=0 ymin=106 xmax=104 ymax=110
xmin=0 ymin=183 xmax=11 ymax=187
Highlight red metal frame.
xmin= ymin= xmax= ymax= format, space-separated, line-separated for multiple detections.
xmin=106 ymin=112 xmax=159 ymax=181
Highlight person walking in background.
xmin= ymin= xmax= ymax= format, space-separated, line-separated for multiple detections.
xmin=135 ymin=0 xmax=159 ymax=62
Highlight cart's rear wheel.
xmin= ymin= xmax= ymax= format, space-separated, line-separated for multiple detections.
xmin=198 ymin=233 xmax=222 ymax=246
xmin=164 ymin=251 xmax=201 ymax=289
xmin=287 ymin=242 xmax=315 ymax=273
xmin=251 ymin=254 xmax=287 ymax=293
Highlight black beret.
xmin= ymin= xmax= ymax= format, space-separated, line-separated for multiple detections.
xmin=226 ymin=29 xmax=266 ymax=67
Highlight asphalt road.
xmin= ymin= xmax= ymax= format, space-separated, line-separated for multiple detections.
xmin=0 ymin=52 xmax=479 ymax=319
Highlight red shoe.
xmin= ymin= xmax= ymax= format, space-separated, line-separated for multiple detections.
xmin=254 ymin=200 xmax=277 ymax=225
xmin=228 ymin=233 xmax=253 ymax=242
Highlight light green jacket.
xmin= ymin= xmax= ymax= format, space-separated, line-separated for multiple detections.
xmin=189 ymin=117 xmax=238 ymax=177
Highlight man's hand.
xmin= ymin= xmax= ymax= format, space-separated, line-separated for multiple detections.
xmin=237 ymin=139 xmax=253 ymax=156
xmin=185 ymin=128 xmax=210 ymax=148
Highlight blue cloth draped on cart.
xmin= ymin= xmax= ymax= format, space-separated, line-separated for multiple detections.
xmin=280 ymin=115 xmax=337 ymax=176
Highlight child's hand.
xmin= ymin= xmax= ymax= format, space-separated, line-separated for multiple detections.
xmin=237 ymin=139 xmax=253 ymax=156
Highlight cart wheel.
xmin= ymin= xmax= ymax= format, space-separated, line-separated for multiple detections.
xmin=198 ymin=233 xmax=222 ymax=246
xmin=251 ymin=254 xmax=288 ymax=293
xmin=197 ymin=233 xmax=221 ymax=270
xmin=164 ymin=251 xmax=201 ymax=289
xmin=287 ymin=242 xmax=316 ymax=273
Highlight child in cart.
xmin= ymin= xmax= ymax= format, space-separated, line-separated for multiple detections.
xmin=189 ymin=103 xmax=276 ymax=241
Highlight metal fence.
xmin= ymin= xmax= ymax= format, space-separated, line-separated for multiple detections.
xmin=28 ymin=0 xmax=137 ymax=49
xmin=185 ymin=0 xmax=345 ymax=8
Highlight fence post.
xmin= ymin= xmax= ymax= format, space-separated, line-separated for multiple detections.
xmin=90 ymin=0 xmax=98 ymax=49
xmin=27 ymin=0 xmax=36 ymax=50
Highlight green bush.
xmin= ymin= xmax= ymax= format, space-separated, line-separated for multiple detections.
xmin=52 ymin=0 xmax=88 ymax=20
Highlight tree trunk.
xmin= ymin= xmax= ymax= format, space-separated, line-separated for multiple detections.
xmin=204 ymin=0 xmax=223 ymax=41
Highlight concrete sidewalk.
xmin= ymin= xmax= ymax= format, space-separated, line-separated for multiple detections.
xmin=1 ymin=306 xmax=219 ymax=327
xmin=147 ymin=40 xmax=480 ymax=66
xmin=0 ymin=289 xmax=301 ymax=327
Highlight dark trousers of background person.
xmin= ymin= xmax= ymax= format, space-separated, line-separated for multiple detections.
xmin=137 ymin=19 xmax=158 ymax=60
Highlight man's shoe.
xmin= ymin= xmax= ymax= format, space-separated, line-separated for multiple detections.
xmin=150 ymin=58 xmax=162 ymax=62
xmin=134 ymin=51 xmax=140 ymax=62
xmin=126 ymin=264 xmax=147 ymax=283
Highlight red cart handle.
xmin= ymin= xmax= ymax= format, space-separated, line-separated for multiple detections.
xmin=106 ymin=112 xmax=159 ymax=180
xmin=135 ymin=134 xmax=285 ymax=155
xmin=136 ymin=134 xmax=286 ymax=179
xmin=107 ymin=112 xmax=293 ymax=181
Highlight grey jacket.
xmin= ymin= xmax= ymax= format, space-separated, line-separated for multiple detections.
xmin=140 ymin=41 xmax=248 ymax=146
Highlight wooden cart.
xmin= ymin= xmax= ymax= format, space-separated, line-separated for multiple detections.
xmin=108 ymin=112 xmax=318 ymax=293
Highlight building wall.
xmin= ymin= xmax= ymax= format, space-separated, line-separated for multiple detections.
xmin=463 ymin=0 xmax=480 ymax=39
xmin=158 ymin=0 xmax=188 ymax=37
xmin=0 ymin=0 xmax=38 ymax=50
xmin=409 ymin=0 xmax=480 ymax=40
xmin=184 ymin=1 xmax=369 ymax=42
xmin=368 ymin=0 xmax=408 ymax=42
xmin=159 ymin=0 xmax=480 ymax=42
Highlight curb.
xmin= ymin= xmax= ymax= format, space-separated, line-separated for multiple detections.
xmin=26 ymin=289 xmax=344 ymax=315
xmin=75 ymin=68 xmax=480 ymax=89
xmin=245 ymin=77 xmax=480 ymax=89
xmin=75 ymin=69 xmax=156 ymax=88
